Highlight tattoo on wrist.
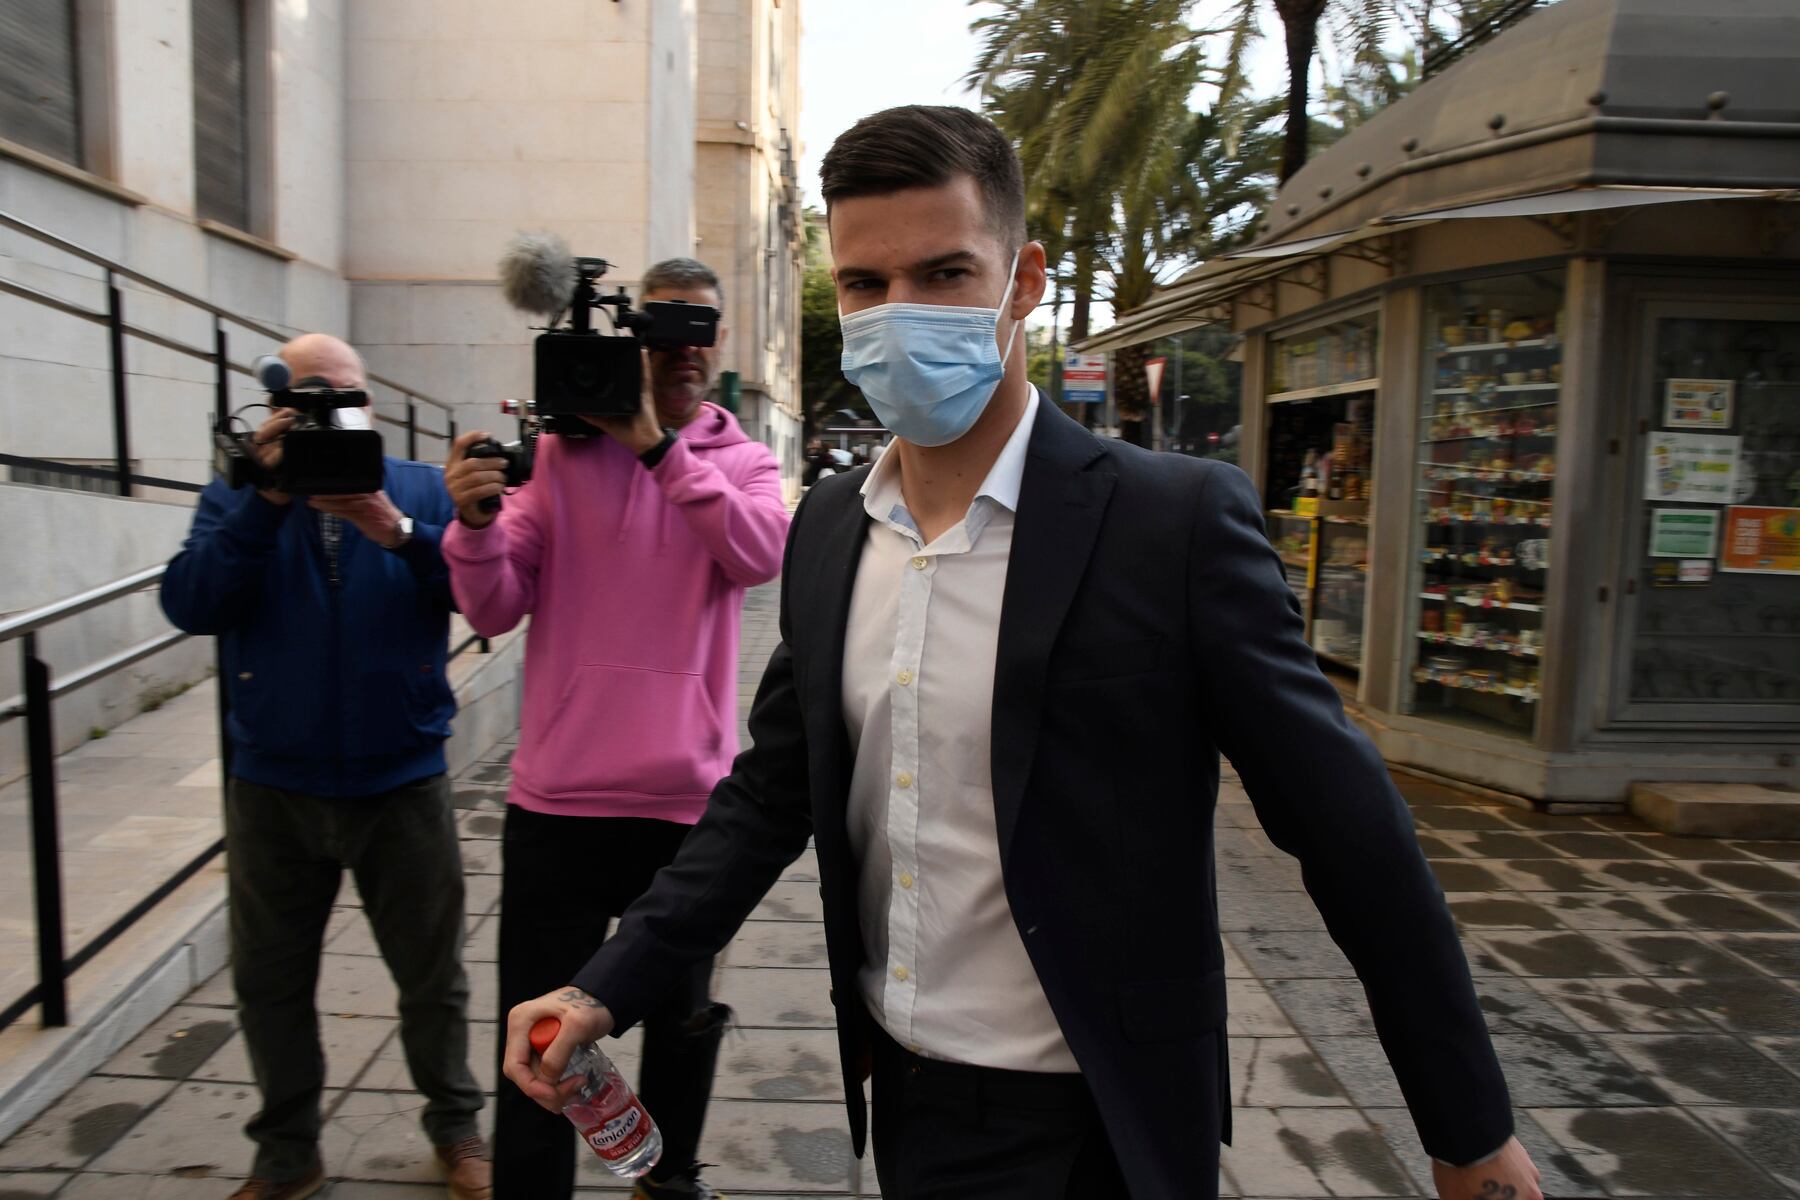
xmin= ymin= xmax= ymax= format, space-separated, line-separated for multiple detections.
xmin=554 ymin=988 xmax=601 ymax=1008
xmin=1477 ymin=1182 xmax=1515 ymax=1199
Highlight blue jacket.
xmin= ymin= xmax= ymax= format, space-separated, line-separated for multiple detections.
xmin=161 ymin=458 xmax=458 ymax=797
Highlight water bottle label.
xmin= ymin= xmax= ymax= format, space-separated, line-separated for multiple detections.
xmin=581 ymin=1098 xmax=653 ymax=1162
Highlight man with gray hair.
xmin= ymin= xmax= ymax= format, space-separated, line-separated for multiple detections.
xmin=162 ymin=333 xmax=489 ymax=1200
xmin=442 ymin=259 xmax=788 ymax=1199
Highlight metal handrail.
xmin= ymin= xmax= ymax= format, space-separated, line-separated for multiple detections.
xmin=1 ymin=555 xmax=491 ymax=1030
xmin=0 ymin=211 xmax=453 ymax=414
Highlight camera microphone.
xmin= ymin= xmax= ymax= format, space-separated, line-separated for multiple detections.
xmin=253 ymin=354 xmax=292 ymax=391
xmin=499 ymin=231 xmax=579 ymax=317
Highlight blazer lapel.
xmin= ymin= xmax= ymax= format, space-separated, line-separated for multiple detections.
xmin=991 ymin=402 xmax=1116 ymax=858
xmin=802 ymin=473 xmax=871 ymax=804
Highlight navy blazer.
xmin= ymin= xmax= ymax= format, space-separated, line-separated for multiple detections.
xmin=575 ymin=400 xmax=1511 ymax=1198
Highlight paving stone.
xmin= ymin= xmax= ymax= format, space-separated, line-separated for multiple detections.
xmin=1600 ymin=1034 xmax=1800 ymax=1107
xmin=1446 ymin=894 xmax=1564 ymax=931
xmin=750 ymin=882 xmax=826 ymax=923
xmin=462 ymin=914 xmax=497 ymax=964
xmin=685 ymin=1100 xmax=854 ymax=1194
xmin=1583 ymin=860 xmax=1714 ymax=892
xmin=1230 ymin=1037 xmax=1350 ymax=1107
xmin=1219 ymin=1106 xmax=1420 ymax=1197
xmin=356 ymin=1012 xmax=492 ymax=1096
xmin=1440 ymin=829 xmax=1567 ymax=860
xmin=1491 ymin=858 xmax=1610 ymax=892
xmin=1540 ymin=832 xmax=1661 ymax=860
xmin=194 ymin=1014 xmax=399 ymax=1091
xmin=1626 ymin=834 xmax=1754 ymax=862
xmin=1404 ymin=805 xmax=1521 ymax=832
xmin=1485 ymin=1031 xmax=1672 ymax=1107
xmin=456 ymin=808 xmax=506 ymax=840
xmin=1694 ymin=860 xmax=1800 ymax=894
xmin=1584 ymin=932 xmax=1766 ymax=981
xmin=1733 ymin=839 xmax=1800 ymax=862
xmin=317 ymin=1090 xmax=445 ymax=1185
xmin=0 ymin=1173 xmax=66 ymax=1197
xmin=1658 ymin=976 xmax=1800 ymax=1035
xmin=0 ymin=1077 xmax=176 ymax=1171
xmin=463 ymin=873 xmax=500 ymax=916
xmin=725 ymin=921 xmax=831 ymax=969
xmin=1526 ymin=978 xmax=1720 ymax=1035
xmin=1266 ymin=977 xmax=1377 ymax=1037
xmin=781 ymin=849 xmax=820 ymax=884
xmin=97 ymin=1004 xmax=239 ymax=1081
xmin=1471 ymin=976 xmax=1583 ymax=1036
xmin=1468 ymin=931 xmax=1634 ymax=978
xmin=1539 ymin=893 xmax=1684 ymax=932
xmin=1216 ymin=855 xmax=1306 ymax=893
xmin=1528 ymin=1106 xmax=1782 ymax=1196
xmin=1305 ymin=1037 xmax=1406 ymax=1108
xmin=1231 ymin=931 xmax=1356 ymax=980
xmin=716 ymin=1029 xmax=843 ymax=1102
xmin=1217 ymin=889 xmax=1329 ymax=932
xmin=1649 ymin=891 xmax=1796 ymax=932
xmin=459 ymin=838 xmax=501 ymax=876
xmin=86 ymin=1081 xmax=273 ymax=1176
xmin=53 ymin=1173 xmax=235 ymax=1198
xmin=187 ymin=965 xmax=237 ymax=1007
xmin=1365 ymin=1107 xmax=1610 ymax=1199
xmin=714 ymin=966 xmax=835 ymax=1030
xmin=1226 ymin=976 xmax=1299 ymax=1038
xmin=1411 ymin=832 xmax=1468 ymax=859
xmin=1689 ymin=1107 xmax=1800 ymax=1194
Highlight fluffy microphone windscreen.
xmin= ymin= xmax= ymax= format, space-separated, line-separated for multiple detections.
xmin=499 ymin=231 xmax=578 ymax=317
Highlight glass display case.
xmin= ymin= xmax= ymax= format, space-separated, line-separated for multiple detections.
xmin=1266 ymin=312 xmax=1379 ymax=673
xmin=1268 ymin=508 xmax=1318 ymax=644
xmin=1409 ymin=270 xmax=1565 ymax=737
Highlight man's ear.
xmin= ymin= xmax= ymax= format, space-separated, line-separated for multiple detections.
xmin=717 ymin=324 xmax=731 ymax=352
xmin=1012 ymin=241 xmax=1048 ymax=319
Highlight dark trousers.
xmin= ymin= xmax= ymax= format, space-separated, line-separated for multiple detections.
xmin=494 ymin=806 xmax=725 ymax=1199
xmin=870 ymin=1025 xmax=1126 ymax=1200
xmin=226 ymin=774 xmax=483 ymax=1182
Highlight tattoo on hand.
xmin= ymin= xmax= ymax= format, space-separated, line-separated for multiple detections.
xmin=554 ymin=988 xmax=601 ymax=1008
xmin=1478 ymin=1182 xmax=1516 ymax=1199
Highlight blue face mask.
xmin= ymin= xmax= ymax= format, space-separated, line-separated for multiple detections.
xmin=838 ymin=251 xmax=1022 ymax=447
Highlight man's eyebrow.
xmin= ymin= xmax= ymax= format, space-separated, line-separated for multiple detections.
xmin=835 ymin=250 xmax=981 ymax=281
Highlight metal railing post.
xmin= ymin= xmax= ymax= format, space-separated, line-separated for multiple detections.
xmin=106 ymin=272 xmax=132 ymax=497
xmin=406 ymin=396 xmax=418 ymax=461
xmin=22 ymin=634 xmax=69 ymax=1028
xmin=214 ymin=319 xmax=231 ymax=427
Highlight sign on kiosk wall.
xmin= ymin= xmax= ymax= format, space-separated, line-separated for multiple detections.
xmin=1145 ymin=356 xmax=1167 ymax=406
xmin=1645 ymin=432 xmax=1739 ymax=505
xmin=1721 ymin=506 xmax=1800 ymax=575
xmin=1062 ymin=351 xmax=1107 ymax=405
xmin=1663 ymin=378 xmax=1735 ymax=429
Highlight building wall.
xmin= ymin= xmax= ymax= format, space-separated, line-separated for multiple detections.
xmin=343 ymin=1 xmax=706 ymax=449
xmin=694 ymin=0 xmax=804 ymax=497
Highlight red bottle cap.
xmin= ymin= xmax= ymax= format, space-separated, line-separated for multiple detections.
xmin=528 ymin=1017 xmax=560 ymax=1054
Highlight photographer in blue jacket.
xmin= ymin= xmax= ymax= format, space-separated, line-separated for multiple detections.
xmin=161 ymin=333 xmax=490 ymax=1200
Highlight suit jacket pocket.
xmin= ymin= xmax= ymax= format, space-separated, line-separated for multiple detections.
xmin=1050 ymin=635 xmax=1165 ymax=685
xmin=1116 ymin=967 xmax=1228 ymax=1043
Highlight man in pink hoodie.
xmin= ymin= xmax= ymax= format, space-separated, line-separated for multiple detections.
xmin=442 ymin=257 xmax=789 ymax=1200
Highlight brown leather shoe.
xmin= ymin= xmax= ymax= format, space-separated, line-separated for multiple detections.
xmin=226 ymin=1168 xmax=325 ymax=1199
xmin=435 ymin=1134 xmax=493 ymax=1200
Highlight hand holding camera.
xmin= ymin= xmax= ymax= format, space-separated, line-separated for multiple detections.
xmin=250 ymin=408 xmax=299 ymax=505
xmin=446 ymin=430 xmax=512 ymax=529
xmin=586 ymin=348 xmax=663 ymax=454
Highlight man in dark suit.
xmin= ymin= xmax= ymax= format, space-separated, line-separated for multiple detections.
xmin=503 ymin=106 xmax=1543 ymax=1200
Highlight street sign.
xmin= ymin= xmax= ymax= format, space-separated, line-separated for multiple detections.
xmin=1145 ymin=356 xmax=1167 ymax=406
xmin=1063 ymin=351 xmax=1107 ymax=405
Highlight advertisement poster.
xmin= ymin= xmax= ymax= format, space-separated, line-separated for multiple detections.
xmin=1648 ymin=508 xmax=1719 ymax=559
xmin=1651 ymin=559 xmax=1715 ymax=588
xmin=1664 ymin=378 xmax=1735 ymax=429
xmin=1645 ymin=432 xmax=1739 ymax=504
xmin=1720 ymin=506 xmax=1800 ymax=574
xmin=1062 ymin=351 xmax=1108 ymax=406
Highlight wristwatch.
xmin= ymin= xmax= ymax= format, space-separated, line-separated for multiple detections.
xmin=386 ymin=514 xmax=414 ymax=550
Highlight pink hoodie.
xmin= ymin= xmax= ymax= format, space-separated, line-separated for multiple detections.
xmin=442 ymin=402 xmax=789 ymax=822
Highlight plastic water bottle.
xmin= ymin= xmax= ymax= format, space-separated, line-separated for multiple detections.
xmin=529 ymin=1017 xmax=663 ymax=1178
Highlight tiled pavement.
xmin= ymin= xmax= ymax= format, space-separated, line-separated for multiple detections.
xmin=2 ymin=579 xmax=1798 ymax=1197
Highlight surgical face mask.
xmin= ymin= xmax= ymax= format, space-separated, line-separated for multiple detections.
xmin=838 ymin=250 xmax=1022 ymax=447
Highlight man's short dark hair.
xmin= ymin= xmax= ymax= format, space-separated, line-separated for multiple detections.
xmin=820 ymin=105 xmax=1026 ymax=251
xmin=642 ymin=257 xmax=723 ymax=307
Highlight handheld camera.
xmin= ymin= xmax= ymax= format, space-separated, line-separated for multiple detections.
xmin=213 ymin=356 xmax=385 ymax=495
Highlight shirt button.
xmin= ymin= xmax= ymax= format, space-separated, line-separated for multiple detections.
xmin=894 ymin=965 xmax=910 ymax=982
xmin=896 ymin=669 xmax=913 ymax=686
xmin=896 ymin=771 xmax=912 ymax=789
xmin=911 ymin=556 xmax=927 ymax=571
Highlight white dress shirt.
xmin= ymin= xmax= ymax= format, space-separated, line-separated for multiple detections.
xmin=841 ymin=388 xmax=1080 ymax=1074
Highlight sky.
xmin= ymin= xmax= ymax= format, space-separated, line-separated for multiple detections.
xmin=797 ymin=1 xmax=1289 ymax=337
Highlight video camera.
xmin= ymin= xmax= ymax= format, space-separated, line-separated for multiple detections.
xmin=499 ymin=232 xmax=720 ymax=428
xmin=469 ymin=233 xmax=720 ymax=511
xmin=213 ymin=356 xmax=385 ymax=495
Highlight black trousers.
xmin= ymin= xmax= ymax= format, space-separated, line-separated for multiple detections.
xmin=870 ymin=1025 xmax=1127 ymax=1199
xmin=494 ymin=806 xmax=723 ymax=1199
xmin=226 ymin=774 xmax=482 ymax=1182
